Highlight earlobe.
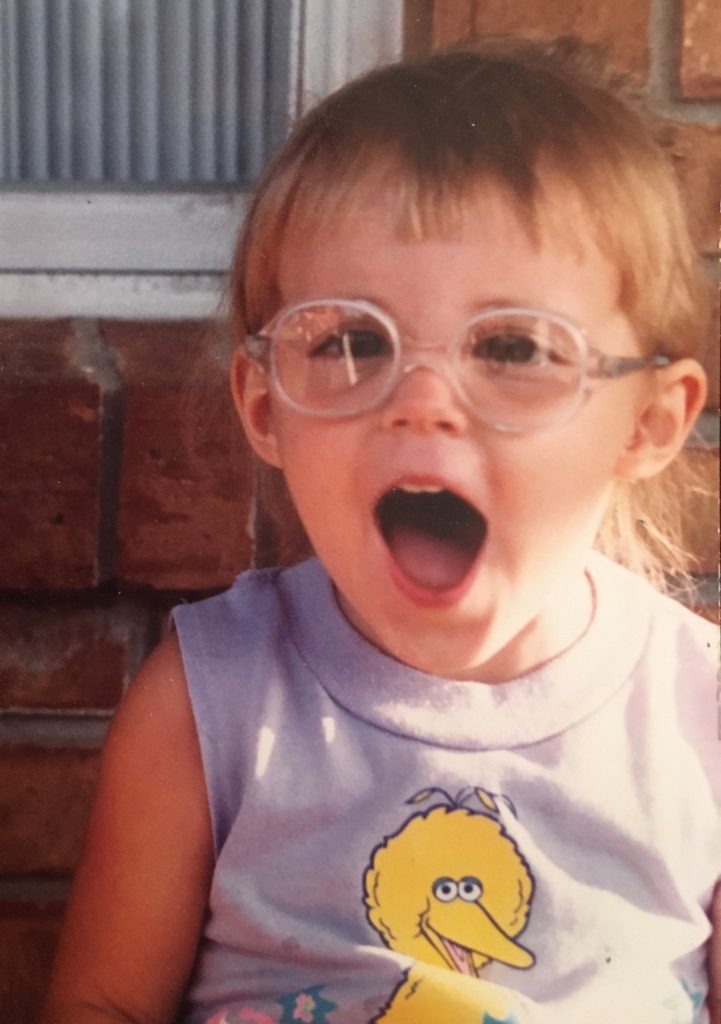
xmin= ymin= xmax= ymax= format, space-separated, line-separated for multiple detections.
xmin=615 ymin=359 xmax=708 ymax=480
xmin=230 ymin=348 xmax=283 ymax=468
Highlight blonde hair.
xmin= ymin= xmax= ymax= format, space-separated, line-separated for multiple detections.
xmin=230 ymin=38 xmax=709 ymax=583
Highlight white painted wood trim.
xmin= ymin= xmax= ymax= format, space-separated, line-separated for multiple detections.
xmin=295 ymin=0 xmax=404 ymax=115
xmin=0 ymin=272 xmax=226 ymax=320
xmin=0 ymin=190 xmax=250 ymax=272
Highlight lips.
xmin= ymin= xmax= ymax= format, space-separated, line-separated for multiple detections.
xmin=375 ymin=485 xmax=487 ymax=594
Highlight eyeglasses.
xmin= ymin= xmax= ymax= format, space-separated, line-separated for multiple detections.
xmin=244 ymin=299 xmax=670 ymax=433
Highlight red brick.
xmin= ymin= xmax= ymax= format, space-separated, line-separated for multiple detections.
xmin=431 ymin=0 xmax=651 ymax=85
xmin=404 ymin=0 xmax=435 ymax=58
xmin=655 ymin=122 xmax=721 ymax=255
xmin=0 ymin=321 xmax=100 ymax=589
xmin=0 ymin=902 xmax=65 ymax=1024
xmin=679 ymin=0 xmax=721 ymax=98
xmin=679 ymin=447 xmax=720 ymax=576
xmin=102 ymin=321 xmax=252 ymax=590
xmin=0 ymin=748 xmax=100 ymax=875
xmin=0 ymin=603 xmax=140 ymax=711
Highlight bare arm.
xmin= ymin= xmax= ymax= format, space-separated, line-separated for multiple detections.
xmin=40 ymin=634 xmax=214 ymax=1024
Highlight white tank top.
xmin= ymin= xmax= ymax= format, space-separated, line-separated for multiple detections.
xmin=173 ymin=555 xmax=719 ymax=1024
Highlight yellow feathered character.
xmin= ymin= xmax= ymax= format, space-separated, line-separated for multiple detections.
xmin=363 ymin=788 xmax=535 ymax=1024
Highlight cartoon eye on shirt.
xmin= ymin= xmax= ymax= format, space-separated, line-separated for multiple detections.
xmin=363 ymin=787 xmax=535 ymax=1023
xmin=433 ymin=876 xmax=484 ymax=903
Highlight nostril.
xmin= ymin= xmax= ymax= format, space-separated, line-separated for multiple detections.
xmin=386 ymin=411 xmax=462 ymax=436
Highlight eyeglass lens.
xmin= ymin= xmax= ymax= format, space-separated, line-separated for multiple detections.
xmin=270 ymin=301 xmax=585 ymax=429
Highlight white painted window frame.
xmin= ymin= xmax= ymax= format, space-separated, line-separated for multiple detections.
xmin=0 ymin=0 xmax=403 ymax=319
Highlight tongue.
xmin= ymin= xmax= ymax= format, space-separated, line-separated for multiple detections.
xmin=443 ymin=938 xmax=477 ymax=976
xmin=387 ymin=524 xmax=474 ymax=590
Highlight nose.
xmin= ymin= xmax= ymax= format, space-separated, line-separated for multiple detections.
xmin=380 ymin=364 xmax=469 ymax=435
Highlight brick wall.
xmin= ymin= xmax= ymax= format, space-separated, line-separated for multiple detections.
xmin=0 ymin=320 xmax=253 ymax=1020
xmin=2 ymin=3 xmax=720 ymax=1019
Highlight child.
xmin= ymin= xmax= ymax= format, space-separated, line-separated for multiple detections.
xmin=42 ymin=39 xmax=719 ymax=1024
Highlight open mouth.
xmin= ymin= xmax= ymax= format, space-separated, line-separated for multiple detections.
xmin=375 ymin=486 xmax=487 ymax=592
xmin=439 ymin=936 xmax=478 ymax=976
xmin=421 ymin=920 xmax=479 ymax=976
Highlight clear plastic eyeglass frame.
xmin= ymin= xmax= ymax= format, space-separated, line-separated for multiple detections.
xmin=244 ymin=298 xmax=671 ymax=433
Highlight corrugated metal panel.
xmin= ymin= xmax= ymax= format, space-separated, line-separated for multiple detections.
xmin=297 ymin=0 xmax=404 ymax=115
xmin=0 ymin=0 xmax=292 ymax=184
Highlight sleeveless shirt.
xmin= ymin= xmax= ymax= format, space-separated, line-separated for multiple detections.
xmin=173 ymin=555 xmax=719 ymax=1024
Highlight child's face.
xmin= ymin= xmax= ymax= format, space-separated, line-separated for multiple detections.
xmin=242 ymin=184 xmax=658 ymax=682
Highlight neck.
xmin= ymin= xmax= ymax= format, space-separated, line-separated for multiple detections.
xmin=457 ymin=566 xmax=596 ymax=683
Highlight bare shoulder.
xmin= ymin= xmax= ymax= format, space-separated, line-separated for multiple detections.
xmin=97 ymin=631 xmax=210 ymax=830
xmin=42 ymin=633 xmax=214 ymax=1024
xmin=106 ymin=630 xmax=200 ymax=763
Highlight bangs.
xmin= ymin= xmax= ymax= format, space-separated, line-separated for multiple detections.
xmin=279 ymin=148 xmax=542 ymax=248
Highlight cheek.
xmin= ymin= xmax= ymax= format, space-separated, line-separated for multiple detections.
xmin=275 ymin=416 xmax=340 ymax=474
xmin=273 ymin=414 xmax=357 ymax=520
xmin=542 ymin=386 xmax=646 ymax=485
xmin=489 ymin=420 xmax=627 ymax=531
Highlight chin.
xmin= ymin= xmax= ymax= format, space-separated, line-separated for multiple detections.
xmin=379 ymin=614 xmax=504 ymax=681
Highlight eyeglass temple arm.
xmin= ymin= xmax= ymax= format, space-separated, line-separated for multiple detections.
xmin=589 ymin=352 xmax=671 ymax=380
xmin=244 ymin=333 xmax=270 ymax=362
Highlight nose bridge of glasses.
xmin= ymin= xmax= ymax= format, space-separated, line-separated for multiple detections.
xmin=390 ymin=346 xmax=465 ymax=410
xmin=398 ymin=339 xmax=454 ymax=376
xmin=383 ymin=345 xmax=470 ymax=431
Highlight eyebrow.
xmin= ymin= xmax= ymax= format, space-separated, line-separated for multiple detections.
xmin=347 ymin=291 xmax=536 ymax=308
xmin=345 ymin=293 xmax=558 ymax=325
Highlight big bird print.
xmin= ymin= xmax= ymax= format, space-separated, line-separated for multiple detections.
xmin=363 ymin=788 xmax=535 ymax=1024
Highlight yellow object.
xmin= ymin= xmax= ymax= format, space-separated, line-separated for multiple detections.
xmin=363 ymin=800 xmax=535 ymax=1022
xmin=372 ymin=963 xmax=527 ymax=1024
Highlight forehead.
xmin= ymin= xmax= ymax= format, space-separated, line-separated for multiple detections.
xmin=276 ymin=176 xmax=620 ymax=323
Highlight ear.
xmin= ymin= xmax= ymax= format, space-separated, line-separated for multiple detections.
xmin=615 ymin=358 xmax=708 ymax=480
xmin=230 ymin=348 xmax=283 ymax=468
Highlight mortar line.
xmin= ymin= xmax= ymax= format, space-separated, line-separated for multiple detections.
xmin=72 ymin=318 xmax=124 ymax=585
xmin=648 ymin=0 xmax=721 ymax=119
xmin=690 ymin=411 xmax=720 ymax=447
xmin=0 ymin=714 xmax=110 ymax=748
xmin=647 ymin=0 xmax=683 ymax=106
xmin=0 ymin=877 xmax=72 ymax=905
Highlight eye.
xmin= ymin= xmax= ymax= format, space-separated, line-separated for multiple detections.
xmin=309 ymin=328 xmax=391 ymax=360
xmin=432 ymin=877 xmax=458 ymax=903
xmin=471 ymin=332 xmax=544 ymax=365
xmin=458 ymin=876 xmax=483 ymax=902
